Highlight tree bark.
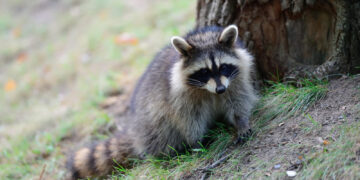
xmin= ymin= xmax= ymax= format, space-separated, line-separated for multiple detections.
xmin=196 ymin=0 xmax=360 ymax=81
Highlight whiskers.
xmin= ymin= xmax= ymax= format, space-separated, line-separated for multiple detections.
xmin=187 ymin=78 xmax=206 ymax=87
xmin=229 ymin=69 xmax=240 ymax=81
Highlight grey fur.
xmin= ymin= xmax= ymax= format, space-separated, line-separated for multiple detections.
xmin=126 ymin=25 xmax=257 ymax=156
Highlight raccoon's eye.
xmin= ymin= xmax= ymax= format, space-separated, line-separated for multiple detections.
xmin=220 ymin=64 xmax=238 ymax=77
xmin=201 ymin=69 xmax=209 ymax=74
xmin=220 ymin=64 xmax=229 ymax=72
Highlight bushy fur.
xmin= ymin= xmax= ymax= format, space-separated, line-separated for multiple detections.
xmin=67 ymin=25 xmax=257 ymax=179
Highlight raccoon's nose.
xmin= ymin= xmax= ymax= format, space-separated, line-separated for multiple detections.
xmin=216 ymin=85 xmax=226 ymax=94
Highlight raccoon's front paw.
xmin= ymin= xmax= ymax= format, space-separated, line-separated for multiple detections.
xmin=234 ymin=129 xmax=253 ymax=145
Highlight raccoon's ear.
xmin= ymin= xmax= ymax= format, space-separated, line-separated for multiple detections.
xmin=171 ymin=36 xmax=192 ymax=56
xmin=219 ymin=25 xmax=238 ymax=47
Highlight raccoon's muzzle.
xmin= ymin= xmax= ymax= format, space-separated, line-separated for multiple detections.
xmin=213 ymin=75 xmax=226 ymax=94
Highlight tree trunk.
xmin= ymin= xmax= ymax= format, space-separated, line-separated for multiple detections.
xmin=196 ymin=0 xmax=360 ymax=81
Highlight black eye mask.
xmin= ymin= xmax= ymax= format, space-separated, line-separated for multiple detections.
xmin=186 ymin=63 xmax=238 ymax=87
xmin=187 ymin=68 xmax=211 ymax=87
xmin=219 ymin=64 xmax=238 ymax=78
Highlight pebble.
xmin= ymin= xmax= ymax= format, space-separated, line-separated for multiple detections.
xmin=286 ymin=170 xmax=297 ymax=177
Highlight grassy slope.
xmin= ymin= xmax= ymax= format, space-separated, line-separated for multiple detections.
xmin=116 ymin=80 xmax=329 ymax=179
xmin=0 ymin=1 xmax=359 ymax=180
xmin=0 ymin=0 xmax=195 ymax=179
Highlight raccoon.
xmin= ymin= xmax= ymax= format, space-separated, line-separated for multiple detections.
xmin=67 ymin=25 xmax=257 ymax=179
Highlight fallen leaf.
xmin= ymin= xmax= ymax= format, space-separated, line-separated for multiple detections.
xmin=98 ymin=11 xmax=108 ymax=20
xmin=12 ymin=27 xmax=21 ymax=38
xmin=114 ymin=33 xmax=138 ymax=46
xmin=100 ymin=96 xmax=118 ymax=109
xmin=317 ymin=137 xmax=330 ymax=145
xmin=4 ymin=79 xmax=16 ymax=92
xmin=16 ymin=53 xmax=27 ymax=63
xmin=323 ymin=140 xmax=330 ymax=145
xmin=43 ymin=65 xmax=51 ymax=74
xmin=298 ymin=156 xmax=303 ymax=160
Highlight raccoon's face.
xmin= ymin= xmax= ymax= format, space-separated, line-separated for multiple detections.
xmin=171 ymin=25 xmax=242 ymax=94
xmin=184 ymin=52 xmax=240 ymax=94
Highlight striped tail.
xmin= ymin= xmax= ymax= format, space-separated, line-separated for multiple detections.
xmin=66 ymin=135 xmax=135 ymax=179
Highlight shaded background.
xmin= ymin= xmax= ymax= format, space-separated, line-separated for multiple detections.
xmin=0 ymin=0 xmax=194 ymax=178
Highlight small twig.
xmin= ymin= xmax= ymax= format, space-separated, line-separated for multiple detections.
xmin=202 ymin=153 xmax=232 ymax=172
xmin=200 ymin=173 xmax=209 ymax=180
xmin=199 ymin=153 xmax=232 ymax=179
xmin=39 ymin=164 xmax=46 ymax=180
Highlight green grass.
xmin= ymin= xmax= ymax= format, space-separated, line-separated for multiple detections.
xmin=253 ymin=79 xmax=328 ymax=130
xmin=110 ymin=124 xmax=234 ymax=179
xmin=0 ymin=0 xmax=195 ymax=179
